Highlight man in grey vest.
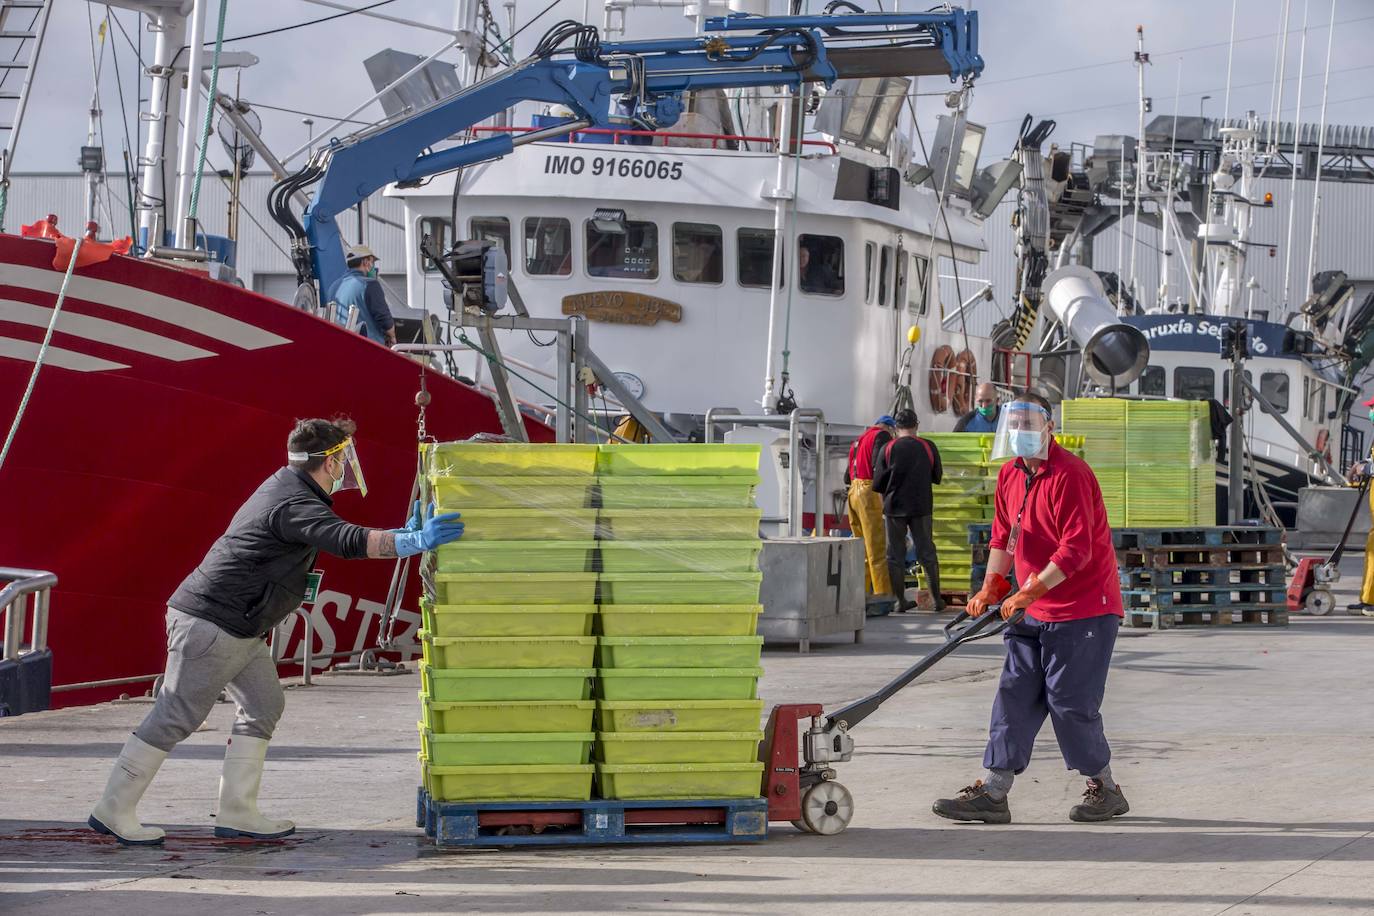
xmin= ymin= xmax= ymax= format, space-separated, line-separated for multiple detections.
xmin=88 ymin=418 xmax=463 ymax=846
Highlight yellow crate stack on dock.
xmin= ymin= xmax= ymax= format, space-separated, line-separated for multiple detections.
xmin=416 ymin=441 xmax=768 ymax=804
xmin=1062 ymin=399 xmax=1215 ymax=527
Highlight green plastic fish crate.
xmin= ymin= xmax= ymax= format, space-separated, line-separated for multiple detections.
xmin=599 ymin=572 xmax=762 ymax=605
xmin=447 ymin=508 xmax=600 ymax=541
xmin=428 ymin=443 xmax=599 ymax=477
xmin=596 ymin=443 xmax=761 ymax=476
xmin=595 ymin=731 xmax=763 ymax=764
xmin=429 ymin=572 xmax=598 ymax=605
xmin=421 ymin=634 xmax=597 ymax=669
xmin=420 ymin=665 xmax=593 ymax=702
xmin=423 ymin=761 xmax=594 ymax=802
xmin=421 ymin=602 xmax=596 ymax=638
xmin=429 ymin=540 xmax=596 ymax=573
xmin=597 ymin=667 xmax=762 ymax=700
xmin=597 ymin=699 xmax=765 ymax=732
xmin=429 ymin=476 xmax=595 ymax=510
xmin=421 ymin=698 xmax=595 ymax=733
xmin=598 ymin=508 xmax=762 ymax=541
xmin=598 ymin=541 xmax=761 ymax=573
xmin=596 ymin=762 xmax=764 ymax=800
xmin=597 ymin=475 xmax=760 ymax=508
xmin=597 ymin=604 xmax=762 ymax=637
xmin=597 ymin=636 xmax=763 ymax=669
xmin=419 ymin=726 xmax=594 ymax=766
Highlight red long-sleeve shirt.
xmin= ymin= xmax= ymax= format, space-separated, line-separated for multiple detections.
xmin=989 ymin=439 xmax=1124 ymax=623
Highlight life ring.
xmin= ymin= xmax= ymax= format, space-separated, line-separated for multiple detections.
xmin=950 ymin=350 xmax=977 ymax=416
xmin=928 ymin=344 xmax=954 ymax=413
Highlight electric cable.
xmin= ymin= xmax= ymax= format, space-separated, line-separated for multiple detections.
xmin=215 ymin=0 xmax=401 ymax=44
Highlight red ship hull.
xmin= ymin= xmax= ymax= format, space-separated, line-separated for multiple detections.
xmin=0 ymin=234 xmax=549 ymax=707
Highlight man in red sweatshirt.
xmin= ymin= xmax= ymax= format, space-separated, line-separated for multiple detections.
xmin=932 ymin=391 xmax=1128 ymax=825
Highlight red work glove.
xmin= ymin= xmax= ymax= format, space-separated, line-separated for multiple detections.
xmin=1000 ymin=573 xmax=1050 ymax=620
xmin=967 ymin=571 xmax=1012 ymax=617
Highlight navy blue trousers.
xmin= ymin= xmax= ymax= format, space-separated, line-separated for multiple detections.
xmin=982 ymin=613 xmax=1119 ymax=777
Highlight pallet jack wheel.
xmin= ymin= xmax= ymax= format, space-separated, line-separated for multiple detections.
xmin=800 ymin=781 xmax=854 ymax=835
xmin=1304 ymin=589 xmax=1336 ymax=616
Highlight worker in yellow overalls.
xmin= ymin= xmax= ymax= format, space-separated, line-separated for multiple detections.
xmin=846 ymin=417 xmax=896 ymax=598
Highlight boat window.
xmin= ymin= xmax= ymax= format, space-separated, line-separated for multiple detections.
xmin=738 ymin=228 xmax=783 ymax=288
xmin=799 ymin=234 xmax=844 ymax=296
xmin=878 ymin=245 xmax=892 ymax=306
xmin=1137 ymin=365 xmax=1165 ymax=397
xmin=1174 ymin=366 xmax=1215 ymax=401
xmin=523 ymin=217 xmax=572 ymax=276
xmin=419 ymin=217 xmax=452 ymax=273
xmin=1260 ymin=371 xmax=1289 ymax=413
xmin=1303 ymin=377 xmax=1329 ymax=420
xmin=908 ymin=255 xmax=929 ymax=315
xmin=586 ymin=219 xmax=658 ymax=280
xmin=864 ymin=242 xmax=875 ymax=303
xmin=672 ymin=222 xmax=722 ymax=284
xmin=470 ymin=217 xmax=511 ymax=264
xmin=1222 ymin=369 xmax=1252 ymax=407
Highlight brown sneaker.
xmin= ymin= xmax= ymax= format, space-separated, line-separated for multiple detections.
xmin=1069 ymin=779 xmax=1130 ymax=822
xmin=931 ymin=781 xmax=1011 ymax=824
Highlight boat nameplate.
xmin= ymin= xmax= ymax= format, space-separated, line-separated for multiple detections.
xmin=561 ymin=291 xmax=682 ymax=325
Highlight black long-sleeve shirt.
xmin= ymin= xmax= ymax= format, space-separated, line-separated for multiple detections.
xmin=872 ymin=435 xmax=943 ymax=517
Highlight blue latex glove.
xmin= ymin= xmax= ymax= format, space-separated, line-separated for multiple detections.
xmin=394 ymin=510 xmax=463 ymax=558
xmin=392 ymin=500 xmax=424 ymax=534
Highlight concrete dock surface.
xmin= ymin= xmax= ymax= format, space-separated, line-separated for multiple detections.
xmin=3 ymin=556 xmax=1372 ymax=915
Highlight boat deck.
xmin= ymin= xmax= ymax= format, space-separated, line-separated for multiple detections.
xmin=2 ymin=553 xmax=1372 ymax=915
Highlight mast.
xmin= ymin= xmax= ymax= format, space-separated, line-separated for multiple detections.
xmin=1128 ymin=25 xmax=1147 ymax=305
xmin=1281 ymin=0 xmax=1310 ymax=319
xmin=172 ymin=0 xmax=208 ymax=248
xmin=135 ymin=5 xmax=188 ymax=246
xmin=1305 ymin=0 xmax=1337 ymax=287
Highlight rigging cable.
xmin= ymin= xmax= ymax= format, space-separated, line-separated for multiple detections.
xmin=0 ymin=239 xmax=86 ymax=474
xmin=186 ymin=0 xmax=229 ymax=238
xmin=216 ymin=0 xmax=401 ymax=44
xmin=106 ymin=5 xmax=140 ymax=240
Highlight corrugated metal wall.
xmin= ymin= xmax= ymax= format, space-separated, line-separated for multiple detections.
xmin=2 ymin=172 xmax=410 ymax=288
xmin=940 ymin=175 xmax=1374 ymax=338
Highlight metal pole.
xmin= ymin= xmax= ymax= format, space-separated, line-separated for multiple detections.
xmin=1282 ymin=0 xmax=1311 ymax=315
xmin=555 ymin=324 xmax=572 ymax=442
xmin=1128 ymin=25 xmax=1146 ymax=304
xmin=137 ymin=8 xmax=188 ymax=244
xmin=1305 ymin=0 xmax=1337 ymax=285
xmin=761 ymin=91 xmax=794 ymax=412
xmin=788 ymin=411 xmax=802 ymax=537
xmin=572 ymin=318 xmax=593 ymax=443
xmin=173 ymin=0 xmax=208 ymax=248
xmin=1227 ymin=340 xmax=1246 ymax=523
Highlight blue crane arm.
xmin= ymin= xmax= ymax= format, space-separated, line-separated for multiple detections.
xmin=304 ymin=9 xmax=983 ymax=293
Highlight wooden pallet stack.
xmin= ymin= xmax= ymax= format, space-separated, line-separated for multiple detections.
xmin=1114 ymin=526 xmax=1288 ymax=629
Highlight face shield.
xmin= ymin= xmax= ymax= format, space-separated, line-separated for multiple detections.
xmin=990 ymin=401 xmax=1053 ymax=462
xmin=290 ymin=437 xmax=368 ymax=497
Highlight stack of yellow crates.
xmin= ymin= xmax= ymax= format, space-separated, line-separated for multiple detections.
xmin=1062 ymin=398 xmax=1215 ymax=527
xmin=417 ymin=442 xmax=768 ymax=805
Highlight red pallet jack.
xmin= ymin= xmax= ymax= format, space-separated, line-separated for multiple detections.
xmin=1288 ymin=475 xmax=1371 ymax=616
xmin=760 ymin=607 xmax=1023 ymax=834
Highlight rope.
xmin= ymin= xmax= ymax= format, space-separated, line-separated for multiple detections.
xmin=0 ymin=238 xmax=85 ymax=473
xmin=186 ymin=0 xmax=228 ymax=235
xmin=0 ymin=181 xmax=7 ymax=234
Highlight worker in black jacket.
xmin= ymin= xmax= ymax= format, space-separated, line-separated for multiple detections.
xmin=873 ymin=409 xmax=944 ymax=612
xmin=89 ymin=418 xmax=464 ymax=847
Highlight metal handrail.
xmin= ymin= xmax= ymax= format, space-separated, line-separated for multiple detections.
xmin=268 ymin=607 xmax=315 ymax=687
xmin=1 ymin=567 xmax=56 ymax=662
xmin=467 ymin=124 xmax=838 ymax=154
xmin=705 ymin=408 xmax=826 ymax=538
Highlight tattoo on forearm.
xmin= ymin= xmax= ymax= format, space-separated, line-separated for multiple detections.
xmin=368 ymin=529 xmax=398 ymax=558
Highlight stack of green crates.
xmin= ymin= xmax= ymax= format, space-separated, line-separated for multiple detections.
xmin=417 ymin=442 xmax=768 ymax=805
xmin=419 ymin=443 xmax=601 ymax=803
xmin=1063 ymin=398 xmax=1216 ymax=527
xmin=595 ymin=444 xmax=766 ymax=800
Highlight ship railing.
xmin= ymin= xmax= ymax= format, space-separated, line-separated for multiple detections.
xmin=1 ymin=567 xmax=55 ymax=663
xmin=468 ymin=124 xmax=838 ymax=154
xmin=705 ymin=408 xmax=827 ymax=539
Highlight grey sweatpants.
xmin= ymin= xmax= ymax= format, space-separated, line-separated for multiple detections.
xmin=134 ymin=608 xmax=286 ymax=752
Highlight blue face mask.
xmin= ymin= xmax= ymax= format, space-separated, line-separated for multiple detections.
xmin=1010 ymin=429 xmax=1044 ymax=458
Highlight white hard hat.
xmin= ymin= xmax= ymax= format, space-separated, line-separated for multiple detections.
xmin=345 ymin=244 xmax=379 ymax=264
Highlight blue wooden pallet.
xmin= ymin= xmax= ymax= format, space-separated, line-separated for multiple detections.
xmin=1119 ymin=564 xmax=1287 ymax=588
xmin=967 ymin=523 xmax=992 ymax=546
xmin=416 ymin=787 xmax=768 ymax=848
xmin=1125 ymin=606 xmax=1289 ymax=629
xmin=1122 ymin=586 xmax=1286 ymax=609
xmin=1112 ymin=526 xmax=1282 ymax=550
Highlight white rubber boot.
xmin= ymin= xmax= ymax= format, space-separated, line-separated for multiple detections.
xmin=88 ymin=734 xmax=168 ymax=846
xmin=214 ymin=736 xmax=295 ymax=839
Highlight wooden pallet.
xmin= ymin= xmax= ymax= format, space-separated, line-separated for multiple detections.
xmin=417 ymin=789 xmax=769 ymax=848
xmin=1125 ymin=606 xmax=1290 ymax=629
xmin=1113 ymin=526 xmax=1282 ymax=550
xmin=1119 ymin=564 xmax=1288 ymax=588
xmin=967 ymin=524 xmax=993 ymax=546
xmin=1117 ymin=544 xmax=1286 ymax=570
xmin=1123 ymin=586 xmax=1287 ymax=609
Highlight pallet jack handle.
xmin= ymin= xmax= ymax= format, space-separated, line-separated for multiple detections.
xmin=1328 ymin=474 xmax=1372 ymax=568
xmin=824 ymin=607 xmax=1025 ymax=732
